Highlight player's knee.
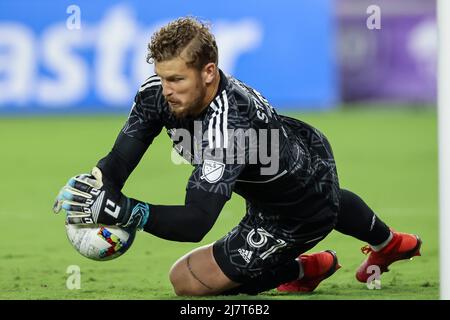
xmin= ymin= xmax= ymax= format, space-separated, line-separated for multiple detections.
xmin=169 ymin=261 xmax=185 ymax=295
xmin=172 ymin=283 xmax=205 ymax=296
xmin=170 ymin=278 xmax=192 ymax=296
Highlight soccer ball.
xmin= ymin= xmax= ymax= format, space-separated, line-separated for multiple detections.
xmin=65 ymin=223 xmax=136 ymax=261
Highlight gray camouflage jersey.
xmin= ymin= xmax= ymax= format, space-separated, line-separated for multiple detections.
xmin=122 ymin=70 xmax=340 ymax=220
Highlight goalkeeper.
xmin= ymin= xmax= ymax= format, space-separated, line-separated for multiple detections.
xmin=53 ymin=17 xmax=421 ymax=296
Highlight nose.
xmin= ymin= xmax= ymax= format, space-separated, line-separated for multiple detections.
xmin=162 ymin=80 xmax=173 ymax=98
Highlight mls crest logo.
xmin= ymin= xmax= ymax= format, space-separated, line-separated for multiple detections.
xmin=201 ymin=160 xmax=225 ymax=183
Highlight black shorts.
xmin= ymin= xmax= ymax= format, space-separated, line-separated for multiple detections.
xmin=213 ymin=204 xmax=337 ymax=283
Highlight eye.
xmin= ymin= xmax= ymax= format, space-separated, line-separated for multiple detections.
xmin=164 ymin=76 xmax=184 ymax=83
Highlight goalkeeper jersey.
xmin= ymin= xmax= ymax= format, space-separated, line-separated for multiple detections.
xmin=97 ymin=70 xmax=339 ymax=221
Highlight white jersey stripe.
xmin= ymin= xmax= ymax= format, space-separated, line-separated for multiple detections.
xmin=216 ymin=113 xmax=221 ymax=148
xmin=139 ymin=80 xmax=161 ymax=92
xmin=222 ymin=91 xmax=229 ymax=149
xmin=208 ymin=113 xmax=214 ymax=148
xmin=142 ymin=75 xmax=160 ymax=86
xmin=215 ymin=95 xmax=223 ymax=148
xmin=208 ymin=101 xmax=219 ymax=148
xmin=210 ymin=101 xmax=218 ymax=112
xmin=207 ymin=90 xmax=229 ymax=149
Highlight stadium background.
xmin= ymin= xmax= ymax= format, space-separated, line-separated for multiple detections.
xmin=0 ymin=0 xmax=437 ymax=299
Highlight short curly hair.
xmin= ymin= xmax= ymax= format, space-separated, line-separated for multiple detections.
xmin=147 ymin=17 xmax=218 ymax=70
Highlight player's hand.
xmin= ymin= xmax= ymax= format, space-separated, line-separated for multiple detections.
xmin=53 ymin=167 xmax=149 ymax=230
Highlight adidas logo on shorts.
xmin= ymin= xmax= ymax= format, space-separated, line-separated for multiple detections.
xmin=238 ymin=248 xmax=253 ymax=263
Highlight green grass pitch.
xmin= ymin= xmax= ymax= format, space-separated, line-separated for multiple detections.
xmin=0 ymin=107 xmax=438 ymax=300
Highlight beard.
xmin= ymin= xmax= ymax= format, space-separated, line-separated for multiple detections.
xmin=169 ymin=86 xmax=207 ymax=119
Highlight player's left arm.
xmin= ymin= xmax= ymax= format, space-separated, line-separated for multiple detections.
xmin=141 ymin=157 xmax=245 ymax=242
xmin=55 ymin=157 xmax=243 ymax=242
xmin=143 ymin=189 xmax=228 ymax=242
xmin=54 ymin=167 xmax=230 ymax=242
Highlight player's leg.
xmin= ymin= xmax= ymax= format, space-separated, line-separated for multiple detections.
xmin=335 ymin=188 xmax=421 ymax=282
xmin=335 ymin=189 xmax=391 ymax=245
xmin=168 ymin=243 xmax=240 ymax=296
xmin=168 ymin=241 xmax=306 ymax=296
xmin=227 ymin=249 xmax=341 ymax=295
xmin=168 ymin=218 xmax=302 ymax=297
xmin=283 ymin=117 xmax=421 ymax=282
xmin=169 ymin=208 xmax=338 ymax=296
xmin=216 ymin=207 xmax=340 ymax=295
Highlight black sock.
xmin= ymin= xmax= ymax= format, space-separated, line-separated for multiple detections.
xmin=335 ymin=189 xmax=391 ymax=246
xmin=221 ymin=260 xmax=299 ymax=295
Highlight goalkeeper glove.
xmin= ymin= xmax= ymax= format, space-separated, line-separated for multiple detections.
xmin=53 ymin=167 xmax=149 ymax=231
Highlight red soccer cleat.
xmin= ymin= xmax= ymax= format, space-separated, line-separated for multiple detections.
xmin=277 ymin=250 xmax=341 ymax=293
xmin=355 ymin=231 xmax=422 ymax=283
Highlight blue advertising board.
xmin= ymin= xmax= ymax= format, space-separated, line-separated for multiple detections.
xmin=0 ymin=0 xmax=337 ymax=114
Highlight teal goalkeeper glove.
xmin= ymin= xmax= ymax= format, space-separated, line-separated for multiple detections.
xmin=53 ymin=167 xmax=149 ymax=231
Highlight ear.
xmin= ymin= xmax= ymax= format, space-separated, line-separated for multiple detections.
xmin=202 ymin=63 xmax=217 ymax=85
